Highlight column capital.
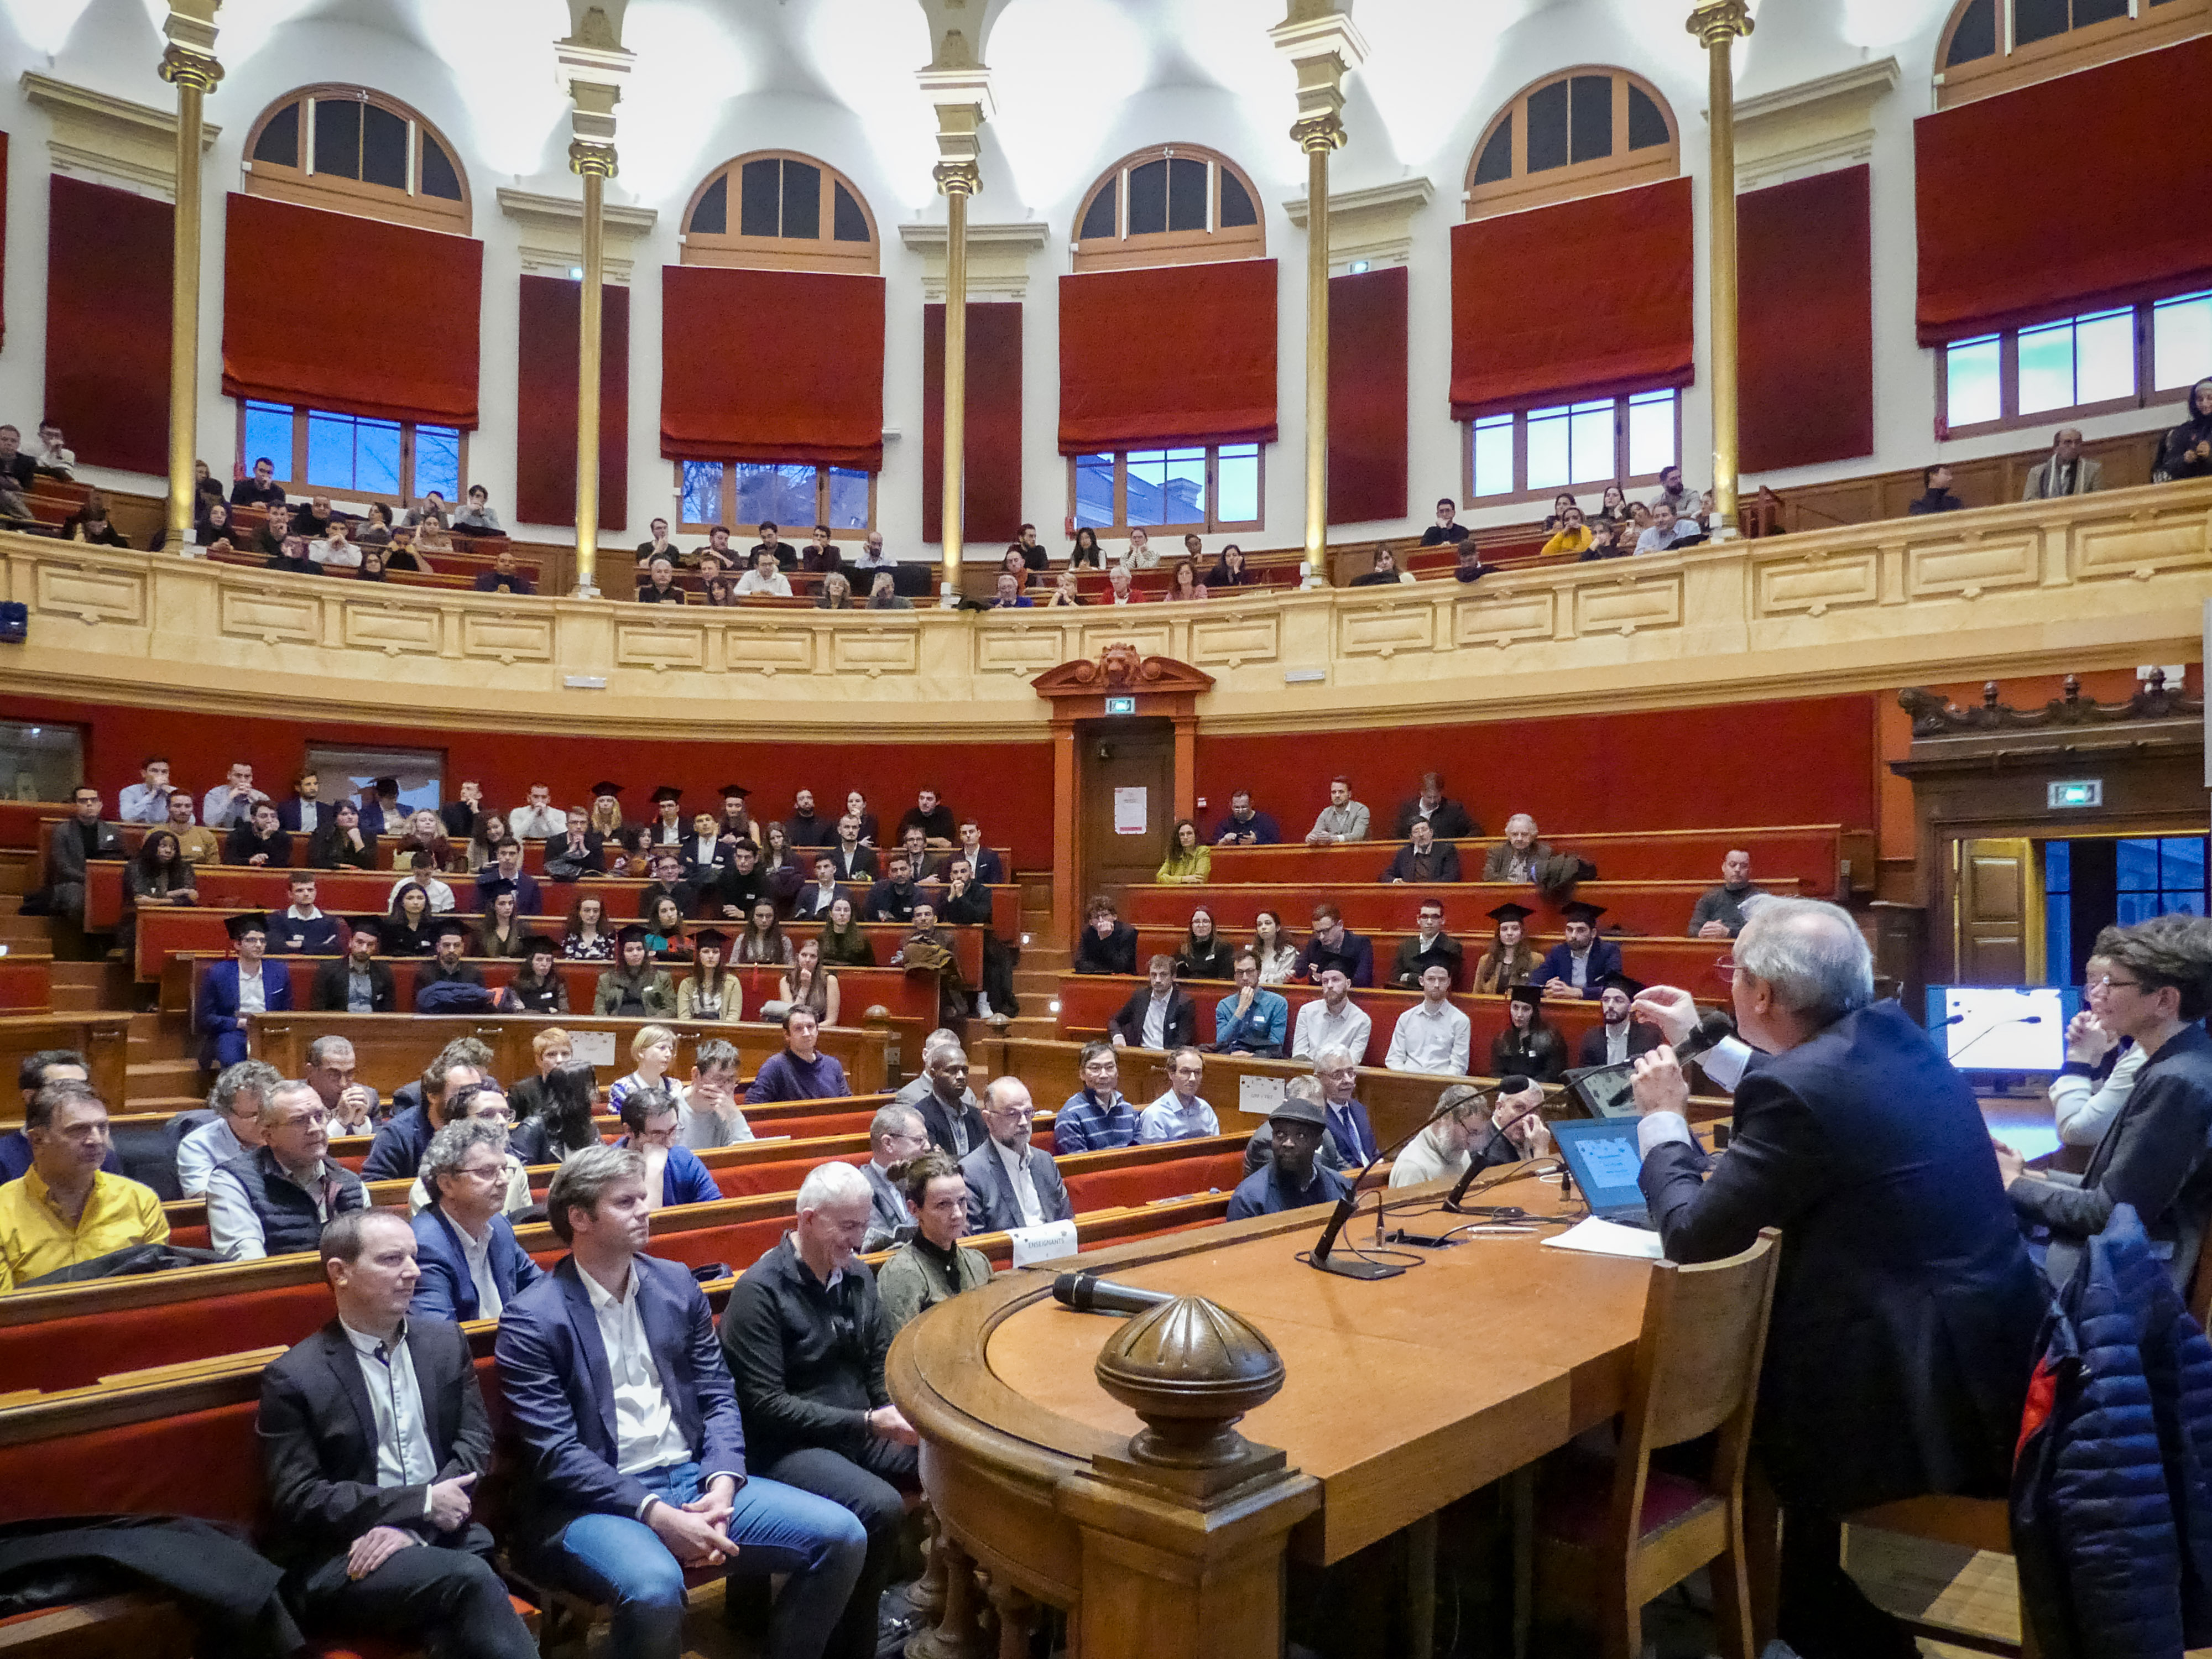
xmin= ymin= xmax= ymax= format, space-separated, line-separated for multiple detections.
xmin=158 ymin=43 xmax=223 ymax=93
xmin=569 ymin=139 xmax=618 ymax=180
xmin=1686 ymin=0 xmax=1755 ymax=48
xmin=1292 ymin=112 xmax=1346 ymax=154
xmin=933 ymin=159 xmax=980 ymax=197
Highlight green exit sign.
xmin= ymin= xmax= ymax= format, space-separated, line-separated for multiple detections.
xmin=1104 ymin=696 xmax=1136 ymax=716
xmin=2048 ymin=780 xmax=2103 ymax=808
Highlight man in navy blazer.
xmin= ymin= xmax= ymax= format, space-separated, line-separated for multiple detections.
xmin=196 ymin=912 xmax=294 ymax=1068
xmin=1533 ymin=901 xmax=1622 ymax=1000
xmin=493 ymin=1146 xmax=866 ymax=1659
xmin=408 ymin=1119 xmax=542 ymax=1322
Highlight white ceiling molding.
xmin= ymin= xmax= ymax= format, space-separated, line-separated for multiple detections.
xmin=515 ymin=244 xmax=635 ymax=284
xmin=498 ymin=188 xmax=656 ymax=283
xmin=899 ymin=219 xmax=1048 ymax=301
xmin=1719 ymin=58 xmax=1900 ymax=193
xmin=22 ymin=71 xmax=222 ymax=203
xmin=1282 ymin=174 xmax=1433 ymax=273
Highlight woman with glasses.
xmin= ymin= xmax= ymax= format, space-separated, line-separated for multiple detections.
xmin=2048 ymin=946 xmax=2147 ymax=1147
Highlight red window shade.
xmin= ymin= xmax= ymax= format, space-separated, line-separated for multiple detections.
xmin=1058 ymin=259 xmax=1278 ymax=453
xmin=514 ymin=275 xmax=628 ymax=531
xmin=0 ymin=132 xmax=10 ymax=351
xmin=1916 ymin=36 xmax=2212 ymax=344
xmin=659 ymin=265 xmax=885 ymax=469
xmin=922 ymin=301 xmax=1024 ymax=545
xmin=1450 ymin=177 xmax=1694 ymax=419
xmin=1329 ymin=265 xmax=1407 ymax=525
xmin=221 ymin=192 xmax=482 ymax=427
xmin=46 ymin=176 xmax=172 ymax=476
xmin=1740 ymin=165 xmax=1872 ymax=474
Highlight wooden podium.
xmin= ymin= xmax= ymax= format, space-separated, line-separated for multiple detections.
xmin=886 ymin=1175 xmax=1660 ymax=1657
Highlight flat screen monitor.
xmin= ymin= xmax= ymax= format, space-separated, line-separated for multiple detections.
xmin=1923 ymin=985 xmax=2075 ymax=1071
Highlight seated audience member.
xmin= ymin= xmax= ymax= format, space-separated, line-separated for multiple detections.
xmin=867 ymin=570 xmax=912 ymax=609
xmin=1483 ymin=813 xmax=1553 ymax=881
xmin=118 ymin=755 xmax=176 ymax=824
xmin=289 ymin=495 xmax=333 ymax=539
xmin=637 ymin=554 xmax=687 ymax=603
xmin=1312 ymin=1048 xmax=1380 ymax=1163
xmin=226 ymin=800 xmax=293 ymax=867
xmin=878 ymin=1150 xmax=990 ymax=1331
xmin=777 ymin=937 xmax=841 ymax=1027
xmin=678 ymin=1038 xmax=752 ymax=1151
xmin=177 ymin=1059 xmax=282 ymax=1196
xmin=0 ymin=1052 xmax=101 ymax=1185
xmin=1420 ymin=496 xmax=1469 ymax=545
xmin=1139 ymin=1048 xmax=1220 ymax=1143
xmin=476 ymin=839 xmax=542 ymax=915
xmin=1691 ymin=849 xmax=1760 ymax=938
xmin=754 ymin=520 xmax=797 ymax=569
xmin=1634 ymin=502 xmax=1693 ymax=554
xmin=64 ymin=492 xmax=131 ymax=547
xmin=276 ymin=770 xmax=325 ymax=836
xmin=1110 ymin=957 xmax=1197 ymax=1051
xmin=207 ymin=1080 xmax=369 ymax=1261
xmin=544 ymin=811 xmax=605 ymax=882
xmin=595 ymin=926 xmax=677 ymax=1017
xmin=792 ymin=852 xmax=846 ymax=920
xmin=1472 ymin=901 xmax=1541 ymax=993
xmin=251 ymin=503 xmax=296 ymax=557
xmin=199 ymin=912 xmax=294 ymax=1068
xmin=505 ymin=935 xmax=570 ymax=1014
xmin=408 ymin=1117 xmax=544 ymax=1322
xmin=164 ymin=789 xmax=223 ymax=868
xmin=817 ymin=898 xmax=874 ymax=970
xmin=1241 ymin=1077 xmax=1348 ymax=1176
xmin=1580 ymin=520 xmax=1627 ymax=560
xmin=815 ymin=572 xmax=856 ymax=610
xmin=894 ymin=1034 xmax=986 ymax=1160
xmin=124 ymin=830 xmax=199 ymax=940
xmin=1056 ymin=1044 xmax=1139 ymax=1151
xmin=826 ymin=816 xmax=875 ymax=883
xmin=1205 ymin=543 xmax=1250 ymax=590
xmin=1293 ymin=901 xmax=1375 ymax=986
xmin=1394 ymin=773 xmax=1477 ymax=841
xmin=1578 ymin=973 xmax=1661 ymax=1067
xmin=1454 ymin=543 xmax=1491 ymax=581
xmin=506 ymin=783 xmax=562 ymax=842
xmin=1380 ymin=818 xmax=1461 ymax=883
xmin=858 ymin=1105 xmax=930 ymax=1249
xmin=2047 ymin=949 xmax=2142 ymax=1149
xmin=2000 ymin=915 xmax=2212 ymax=1291
xmin=401 ymin=492 xmax=451 ymax=530
xmin=610 ymin=1027 xmax=679 ymax=1117
xmin=719 ymin=1162 xmax=921 ymax=1659
xmin=1649 ymin=465 xmax=1703 ymax=521
xmin=1175 ymin=905 xmax=1236 ymax=982
xmin=1214 ymin=950 xmax=1290 ymax=1057
xmin=452 ymin=484 xmax=502 ymax=533
xmin=1165 ymin=560 xmax=1206 ymax=602
xmin=1227 ymin=1094 xmax=1351 ymax=1221
xmin=383 ymin=530 xmax=435 ymax=573
xmin=473 ymin=545 xmax=534 ymax=594
xmin=890 ymin=899 xmax=969 ymax=1025
xmin=990 ymin=571 xmax=1033 ymax=609
xmin=1103 ymin=564 xmax=1141 ymax=606
xmin=1157 ymin=818 xmax=1210 ymax=883
xmin=1392 ymin=900 xmax=1465 ymax=991
xmin=363 ymin=1042 xmax=487 ymax=1182
xmin=963 ymin=1077 xmax=1071 ymax=1233
xmin=561 ymin=893 xmax=615 ymax=962
xmin=2021 ymin=426 xmax=2103 ymax=499
xmin=615 ymin=1090 xmax=721 ymax=1210
xmin=732 ymin=898 xmax=791 ymax=968
xmin=0 ymin=1081 xmax=166 ymax=1288
xmin=273 ymin=874 xmax=341 ymax=954
xmin=384 ymin=886 xmax=437 ymax=957
xmin=635 ymin=849 xmax=697 ymax=924
xmin=24 ymin=420 xmax=71 ymax=479
xmin=634 ymin=517 xmax=679 ymax=564
xmin=268 ymin=534 xmax=321 ymax=576
xmin=309 ymin=518 xmax=361 ymax=568
xmin=1385 ymin=964 xmax=1473 ymax=1074
xmin=953 ymin=819 xmax=1003 ymax=886
xmin=1539 ymin=505 xmax=1592 ymax=557
xmin=747 ymin=1008 xmax=851 ymax=1103
xmin=415 ymin=917 xmax=486 ymax=998
xmin=45 ymin=785 xmax=123 ymax=930
xmin=737 ymin=549 xmax=794 ymax=597
xmin=799 ymin=524 xmax=843 ymax=575
xmin=356 ymin=500 xmax=394 ymax=546
xmin=358 ymin=776 xmax=404 ymax=838
xmin=492 ymin=1147 xmax=869 ymax=1659
xmin=898 ymin=789 xmax=957 ymax=848
xmin=1117 ymin=526 xmax=1161 ymax=570
xmin=1390 ymin=1079 xmax=1552 ymax=1188
xmin=862 ymin=853 xmax=922 ymax=924
xmin=1348 ymin=547 xmax=1402 ymax=587
xmin=232 ymin=455 xmax=283 ymax=507
xmin=2155 ymin=377 xmax=2212 ymax=481
xmin=475 ymin=885 xmax=530 ymax=960
xmin=1306 ymin=776 xmax=1371 ymax=846
xmin=1493 ymin=984 xmax=1567 ymax=1082
xmin=1292 ymin=968 xmax=1373 ymax=1062
xmin=850 ymin=530 xmax=894 ymax=572
xmin=1211 ymin=789 xmax=1281 ymax=846
xmin=1074 ymin=895 xmax=1139 ymax=975
xmin=1043 ymin=568 xmax=1083 ymax=607
xmin=1908 ymin=464 xmax=1965 ymax=514
xmin=1594 ymin=483 xmax=1632 ymax=525
xmin=514 ymin=1058 xmax=597 ymax=1167
xmin=310 ymin=802 xmax=375 ymax=870
xmin=301 ymin=1035 xmax=378 ymax=1135
xmin=204 ymin=760 xmax=269 ymax=830
xmin=1536 ymin=901 xmax=1620 ymax=999
xmin=671 ymin=928 xmax=735 ymax=1021
xmin=1066 ymin=526 xmax=1105 ymax=569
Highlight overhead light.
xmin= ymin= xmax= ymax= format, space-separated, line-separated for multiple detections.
xmin=1348 ymin=259 xmax=1370 ymax=273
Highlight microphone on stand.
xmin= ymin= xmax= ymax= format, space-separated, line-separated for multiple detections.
xmin=1949 ymin=1013 xmax=2042 ymax=1063
xmin=1310 ymin=1093 xmax=1467 ymax=1281
xmin=1444 ymin=1076 xmax=1534 ymax=1210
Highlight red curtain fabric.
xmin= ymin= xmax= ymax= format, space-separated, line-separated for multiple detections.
xmin=0 ymin=132 xmax=10 ymax=352
xmin=1328 ymin=265 xmax=1407 ymax=525
xmin=1058 ymin=259 xmax=1278 ymax=453
xmin=514 ymin=274 xmax=628 ymax=531
xmin=1449 ymin=177 xmax=1694 ymax=419
xmin=45 ymin=175 xmax=172 ymax=476
xmin=221 ymin=192 xmax=482 ymax=427
xmin=1740 ymin=165 xmax=1872 ymax=473
xmin=1916 ymin=36 xmax=2212 ymax=343
xmin=659 ymin=265 xmax=885 ymax=469
xmin=922 ymin=301 xmax=1024 ymax=545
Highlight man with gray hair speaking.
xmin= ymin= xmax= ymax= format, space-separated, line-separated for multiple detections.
xmin=1626 ymin=898 xmax=2043 ymax=1659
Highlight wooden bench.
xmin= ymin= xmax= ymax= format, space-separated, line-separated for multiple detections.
xmin=0 ymin=1016 xmax=124 ymax=1107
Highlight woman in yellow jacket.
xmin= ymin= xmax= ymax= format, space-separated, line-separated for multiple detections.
xmin=1538 ymin=504 xmax=1593 ymax=559
xmin=1156 ymin=818 xmax=1211 ymax=883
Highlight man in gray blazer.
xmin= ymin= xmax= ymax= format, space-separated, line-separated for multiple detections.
xmin=2021 ymin=428 xmax=2104 ymax=499
xmin=46 ymin=785 xmax=124 ymax=930
xmin=960 ymin=1077 xmax=1071 ymax=1235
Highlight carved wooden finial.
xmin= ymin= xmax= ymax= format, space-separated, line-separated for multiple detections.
xmin=2147 ymin=667 xmax=2168 ymax=694
xmin=1983 ymin=681 xmax=2000 ymax=708
xmin=1094 ymin=1295 xmax=1285 ymax=1474
xmin=2062 ymin=675 xmax=2081 ymax=703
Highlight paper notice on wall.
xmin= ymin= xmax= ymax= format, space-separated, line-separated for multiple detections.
xmin=568 ymin=1030 xmax=617 ymax=1067
xmin=1113 ymin=786 xmax=1148 ymax=835
xmin=1239 ymin=1075 xmax=1285 ymax=1119
xmin=1008 ymin=1218 xmax=1079 ymax=1267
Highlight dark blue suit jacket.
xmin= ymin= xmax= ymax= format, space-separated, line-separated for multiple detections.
xmin=408 ymin=1204 xmax=544 ymax=1323
xmin=361 ymin=1104 xmax=436 ymax=1182
xmin=1533 ymin=938 xmax=1623 ymax=998
xmin=195 ymin=958 xmax=294 ymax=1038
xmin=275 ymin=797 xmax=325 ymax=834
xmin=494 ymin=1255 xmax=749 ymax=1551
xmin=609 ymin=1139 xmax=722 ymax=1208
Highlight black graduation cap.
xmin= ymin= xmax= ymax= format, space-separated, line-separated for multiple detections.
xmin=617 ymin=923 xmax=651 ymax=947
xmin=1600 ymin=972 xmax=1646 ymax=999
xmin=519 ymin=933 xmax=556 ymax=958
xmin=650 ymin=786 xmax=683 ymax=805
xmin=430 ymin=914 xmax=472 ymax=942
xmin=1559 ymin=901 xmax=1609 ymax=926
xmin=345 ymin=915 xmax=385 ymax=947
xmin=225 ymin=911 xmax=270 ymax=942
xmin=693 ymin=927 xmax=731 ymax=952
xmin=588 ymin=780 xmax=623 ymax=799
xmin=1506 ymin=983 xmax=1545 ymax=1007
xmin=479 ymin=877 xmax=517 ymax=901
xmin=373 ymin=776 xmax=400 ymax=794
xmin=717 ymin=784 xmax=751 ymax=800
xmin=1485 ymin=901 xmax=1535 ymax=925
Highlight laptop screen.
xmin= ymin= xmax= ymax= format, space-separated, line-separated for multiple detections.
xmin=1551 ymin=1120 xmax=1648 ymax=1213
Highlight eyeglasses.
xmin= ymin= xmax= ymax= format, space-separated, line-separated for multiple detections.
xmin=2091 ymin=974 xmax=2148 ymax=993
xmin=1714 ymin=955 xmax=1737 ymax=983
xmin=455 ymin=1162 xmax=505 ymax=1181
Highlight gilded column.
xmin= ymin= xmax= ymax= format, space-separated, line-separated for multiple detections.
xmin=1689 ymin=0 xmax=1754 ymax=539
xmin=919 ymin=38 xmax=992 ymax=608
xmin=158 ymin=3 xmax=222 ymax=555
xmin=1271 ymin=6 xmax=1366 ymax=588
xmin=559 ymin=9 xmax=632 ymax=597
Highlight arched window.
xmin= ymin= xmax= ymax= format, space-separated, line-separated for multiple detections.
xmin=1072 ymin=145 xmax=1266 ymax=272
xmin=1934 ymin=0 xmax=2208 ymax=106
xmin=243 ymin=86 xmax=468 ymax=232
xmin=1463 ymin=68 xmax=1677 ymax=221
xmin=680 ymin=152 xmax=879 ymax=274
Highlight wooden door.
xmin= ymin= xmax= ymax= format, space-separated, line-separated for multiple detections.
xmin=1078 ymin=718 xmax=1174 ymax=915
xmin=1953 ymin=837 xmax=2041 ymax=984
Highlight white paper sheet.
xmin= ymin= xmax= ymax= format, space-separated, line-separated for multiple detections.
xmin=1238 ymin=1075 xmax=1285 ymax=1118
xmin=1113 ymin=786 xmax=1147 ymax=835
xmin=568 ymin=1030 xmax=617 ymax=1066
xmin=1009 ymin=1218 xmax=1079 ymax=1266
xmin=1540 ymin=1216 xmax=1665 ymax=1260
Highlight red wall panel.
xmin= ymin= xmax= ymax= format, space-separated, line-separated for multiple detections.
xmin=922 ymin=301 xmax=1024 ymax=545
xmin=514 ymin=274 xmax=628 ymax=531
xmin=45 ymin=176 xmax=172 ymax=477
xmin=1328 ymin=265 xmax=1407 ymax=526
xmin=1740 ymin=165 xmax=1873 ymax=474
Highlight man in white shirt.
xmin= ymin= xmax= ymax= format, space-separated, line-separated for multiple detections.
xmin=1385 ymin=964 xmax=1473 ymax=1075
xmin=1635 ymin=502 xmax=1693 ymax=555
xmin=117 ymin=756 xmax=174 ymax=825
xmin=508 ymin=784 xmax=565 ymax=841
xmin=175 ymin=1058 xmax=281 ymax=1196
xmin=1138 ymin=1048 xmax=1220 ymax=1144
xmin=1303 ymin=776 xmax=1371 ymax=846
xmin=1291 ymin=968 xmax=1373 ymax=1063
xmin=850 ymin=531 xmax=892 ymax=573
xmin=678 ymin=1039 xmax=754 ymax=1151
xmin=960 ymin=1077 xmax=1071 ymax=1234
xmin=203 ymin=761 xmax=269 ymax=830
xmin=735 ymin=550 xmax=794 ymax=598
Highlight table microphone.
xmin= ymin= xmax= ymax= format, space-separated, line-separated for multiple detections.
xmin=1310 ymin=1094 xmax=1463 ymax=1281
xmin=1443 ymin=1076 xmax=1533 ymax=1209
xmin=1052 ymin=1271 xmax=1173 ymax=1316
xmin=1949 ymin=1013 xmax=2042 ymax=1062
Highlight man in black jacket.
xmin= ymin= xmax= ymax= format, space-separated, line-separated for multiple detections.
xmin=862 ymin=853 xmax=920 ymax=924
xmin=720 ymin=1161 xmax=919 ymax=1659
xmin=412 ymin=919 xmax=483 ymax=1000
xmin=712 ymin=839 xmax=768 ymax=920
xmin=309 ymin=917 xmax=397 ymax=1013
xmin=1072 ymin=896 xmax=1138 ymax=975
xmin=257 ymin=1207 xmax=536 ymax=1657
xmin=45 ymin=786 xmax=124 ymax=930
xmin=1630 ymin=899 xmax=2043 ymax=1659
xmin=1108 ymin=957 xmax=1197 ymax=1051
xmin=1379 ymin=818 xmax=1461 ymax=884
xmin=1391 ymin=772 xmax=1477 ymax=841
xmin=897 ymin=1037 xmax=988 ymax=1160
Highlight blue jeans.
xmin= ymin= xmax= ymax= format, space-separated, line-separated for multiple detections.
xmin=541 ymin=1461 xmax=867 ymax=1659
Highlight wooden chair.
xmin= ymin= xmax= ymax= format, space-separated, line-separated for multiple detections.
xmin=1844 ymin=1494 xmax=2037 ymax=1657
xmin=1533 ymin=1227 xmax=1782 ymax=1659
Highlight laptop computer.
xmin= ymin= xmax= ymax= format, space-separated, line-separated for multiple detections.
xmin=1550 ymin=1119 xmax=1655 ymax=1228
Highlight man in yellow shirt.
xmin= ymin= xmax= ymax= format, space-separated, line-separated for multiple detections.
xmin=0 ymin=1080 xmax=168 ymax=1291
